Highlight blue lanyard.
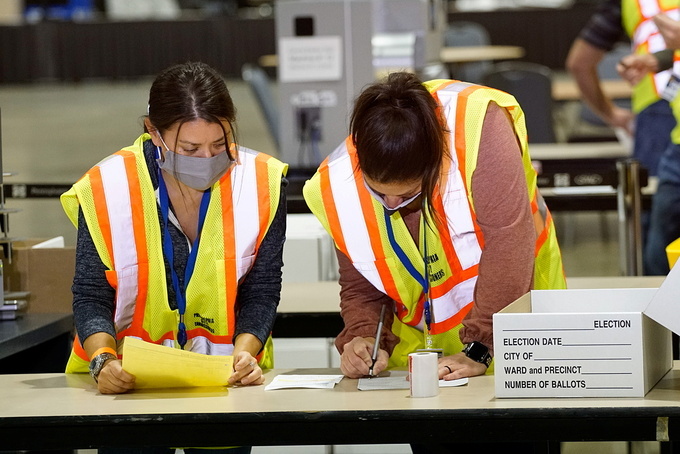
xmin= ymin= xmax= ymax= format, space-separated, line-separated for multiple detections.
xmin=383 ymin=210 xmax=432 ymax=330
xmin=157 ymin=172 xmax=211 ymax=349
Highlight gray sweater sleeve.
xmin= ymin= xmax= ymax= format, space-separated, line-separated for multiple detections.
xmin=72 ymin=172 xmax=287 ymax=349
xmin=72 ymin=209 xmax=117 ymax=343
xmin=233 ymin=184 xmax=287 ymax=346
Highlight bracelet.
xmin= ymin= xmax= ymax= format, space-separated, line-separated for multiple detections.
xmin=90 ymin=347 xmax=117 ymax=361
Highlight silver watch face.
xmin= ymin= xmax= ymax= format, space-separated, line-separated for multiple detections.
xmin=89 ymin=353 xmax=116 ymax=382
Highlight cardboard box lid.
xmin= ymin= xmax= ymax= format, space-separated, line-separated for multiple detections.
xmin=504 ymin=265 xmax=680 ymax=336
xmin=530 ymin=288 xmax=656 ymax=313
xmin=643 ymin=263 xmax=680 ymax=336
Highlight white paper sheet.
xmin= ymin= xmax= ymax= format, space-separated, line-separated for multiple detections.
xmin=357 ymin=371 xmax=468 ymax=391
xmin=31 ymin=236 xmax=65 ymax=248
xmin=264 ymin=374 xmax=345 ymax=390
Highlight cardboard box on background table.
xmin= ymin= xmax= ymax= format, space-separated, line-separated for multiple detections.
xmin=3 ymin=239 xmax=75 ymax=314
xmin=493 ymin=264 xmax=680 ymax=398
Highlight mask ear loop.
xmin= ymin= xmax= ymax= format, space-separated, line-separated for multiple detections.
xmin=153 ymin=129 xmax=171 ymax=163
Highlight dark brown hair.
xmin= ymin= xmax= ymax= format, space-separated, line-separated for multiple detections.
xmin=145 ymin=61 xmax=237 ymax=159
xmin=350 ymin=72 xmax=449 ymax=223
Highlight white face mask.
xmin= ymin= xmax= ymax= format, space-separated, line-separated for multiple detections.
xmin=156 ymin=134 xmax=233 ymax=191
xmin=364 ymin=180 xmax=422 ymax=215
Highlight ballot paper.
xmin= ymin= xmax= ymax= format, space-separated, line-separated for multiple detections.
xmin=122 ymin=337 xmax=233 ymax=389
xmin=264 ymin=374 xmax=344 ymax=390
xmin=357 ymin=370 xmax=468 ymax=391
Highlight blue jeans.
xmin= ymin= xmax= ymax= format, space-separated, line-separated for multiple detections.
xmin=633 ymin=100 xmax=675 ymax=256
xmin=634 ymin=99 xmax=675 ymax=177
xmin=644 ymin=142 xmax=680 ymax=275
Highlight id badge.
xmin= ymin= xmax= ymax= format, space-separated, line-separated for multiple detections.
xmin=662 ymin=73 xmax=680 ymax=102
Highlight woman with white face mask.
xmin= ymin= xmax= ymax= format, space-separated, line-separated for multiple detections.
xmin=61 ymin=63 xmax=287 ymax=420
xmin=303 ymin=72 xmax=566 ymax=388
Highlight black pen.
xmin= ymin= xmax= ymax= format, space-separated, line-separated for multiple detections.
xmin=368 ymin=304 xmax=387 ymax=378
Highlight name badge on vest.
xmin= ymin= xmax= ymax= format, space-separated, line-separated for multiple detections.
xmin=662 ymin=73 xmax=680 ymax=102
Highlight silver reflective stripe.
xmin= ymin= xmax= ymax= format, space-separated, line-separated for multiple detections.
xmin=435 ymin=83 xmax=483 ymax=269
xmin=639 ymin=0 xmax=661 ymax=18
xmin=156 ymin=337 xmax=234 ymax=355
xmin=231 ymin=148 xmax=263 ymax=273
xmin=326 ymin=148 xmax=384 ymax=293
xmin=97 ymin=154 xmax=138 ymax=332
xmin=325 ymin=81 xmax=486 ymax=323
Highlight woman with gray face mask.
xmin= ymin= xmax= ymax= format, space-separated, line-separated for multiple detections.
xmin=61 ymin=62 xmax=287 ymax=419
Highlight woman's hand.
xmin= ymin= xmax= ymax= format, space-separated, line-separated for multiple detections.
xmin=228 ymin=351 xmax=264 ymax=386
xmin=339 ymin=336 xmax=389 ymax=378
xmin=655 ymin=14 xmax=680 ymax=49
xmin=438 ymin=353 xmax=488 ymax=380
xmin=617 ymin=53 xmax=659 ymax=86
xmin=96 ymin=359 xmax=136 ymax=394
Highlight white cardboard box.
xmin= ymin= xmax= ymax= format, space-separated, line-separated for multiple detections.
xmin=493 ymin=265 xmax=680 ymax=398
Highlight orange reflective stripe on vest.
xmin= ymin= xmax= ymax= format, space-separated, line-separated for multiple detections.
xmin=305 ymin=83 xmax=487 ymax=335
xmin=62 ymin=135 xmax=286 ymax=369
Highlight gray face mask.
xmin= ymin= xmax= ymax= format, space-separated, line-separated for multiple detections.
xmin=156 ymin=136 xmax=233 ymax=191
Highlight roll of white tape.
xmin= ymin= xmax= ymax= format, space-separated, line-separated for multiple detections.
xmin=408 ymin=351 xmax=439 ymax=398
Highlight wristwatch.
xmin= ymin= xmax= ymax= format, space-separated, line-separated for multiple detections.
xmin=463 ymin=341 xmax=492 ymax=367
xmin=89 ymin=352 xmax=117 ymax=383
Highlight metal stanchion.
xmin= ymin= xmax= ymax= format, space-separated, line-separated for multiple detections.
xmin=616 ymin=158 xmax=643 ymax=276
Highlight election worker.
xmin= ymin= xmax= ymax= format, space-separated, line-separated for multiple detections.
xmin=61 ymin=61 xmax=287 ymax=408
xmin=567 ymin=0 xmax=680 ymax=275
xmin=303 ymin=72 xmax=566 ymax=382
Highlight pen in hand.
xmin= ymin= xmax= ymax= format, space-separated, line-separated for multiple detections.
xmin=368 ymin=304 xmax=387 ymax=378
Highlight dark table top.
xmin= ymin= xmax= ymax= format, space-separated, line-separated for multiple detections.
xmin=0 ymin=312 xmax=73 ymax=360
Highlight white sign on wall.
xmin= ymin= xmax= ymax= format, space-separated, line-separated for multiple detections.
xmin=279 ymin=36 xmax=343 ymax=83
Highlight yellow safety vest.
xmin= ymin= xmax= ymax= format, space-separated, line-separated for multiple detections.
xmin=622 ymin=0 xmax=680 ymax=113
xmin=671 ymin=91 xmax=680 ymax=143
xmin=303 ymin=81 xmax=566 ymax=368
xmin=61 ymin=134 xmax=287 ymax=373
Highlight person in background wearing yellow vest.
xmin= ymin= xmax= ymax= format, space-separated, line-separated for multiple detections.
xmin=566 ymin=0 xmax=680 ymax=275
xmin=60 ymin=63 xmax=287 ymax=414
xmin=303 ymin=72 xmax=566 ymax=386
xmin=617 ymin=13 xmax=680 ymax=277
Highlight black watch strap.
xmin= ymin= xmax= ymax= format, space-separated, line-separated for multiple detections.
xmin=463 ymin=341 xmax=492 ymax=367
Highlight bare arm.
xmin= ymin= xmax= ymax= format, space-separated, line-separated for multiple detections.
xmin=655 ymin=14 xmax=680 ymax=49
xmin=566 ymin=38 xmax=634 ymax=133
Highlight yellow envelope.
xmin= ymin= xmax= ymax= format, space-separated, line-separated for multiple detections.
xmin=121 ymin=337 xmax=233 ymax=389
